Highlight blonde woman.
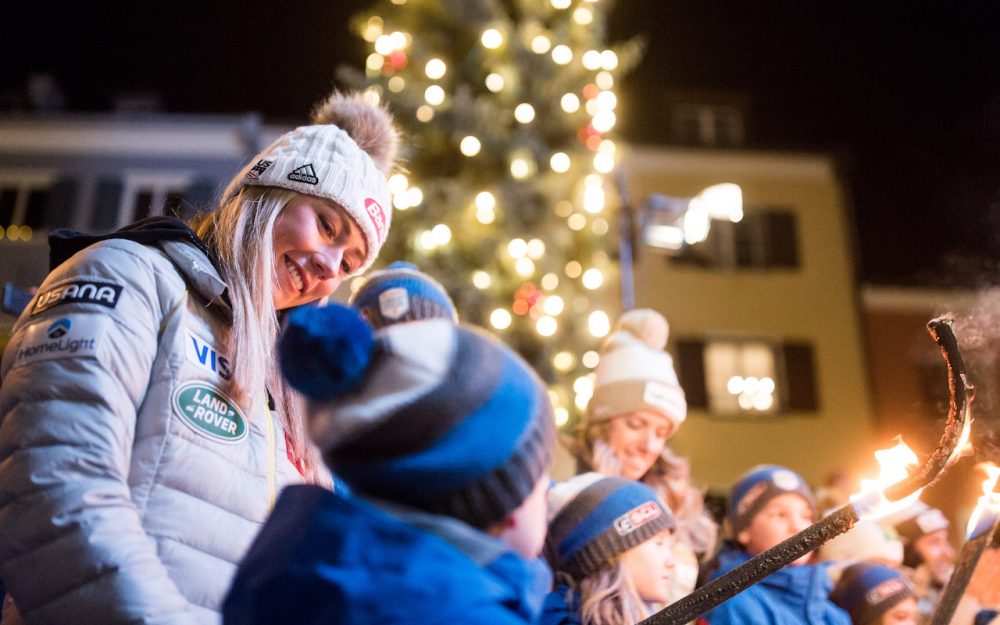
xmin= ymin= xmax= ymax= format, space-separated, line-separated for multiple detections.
xmin=0 ymin=91 xmax=399 ymax=625
xmin=570 ymin=308 xmax=717 ymax=602
xmin=542 ymin=473 xmax=677 ymax=625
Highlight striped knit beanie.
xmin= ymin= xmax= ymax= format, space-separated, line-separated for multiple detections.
xmin=349 ymin=262 xmax=457 ymax=327
xmin=545 ymin=473 xmax=675 ymax=580
xmin=830 ymin=562 xmax=915 ymax=625
xmin=278 ymin=302 xmax=555 ymax=530
xmin=729 ymin=464 xmax=816 ymax=535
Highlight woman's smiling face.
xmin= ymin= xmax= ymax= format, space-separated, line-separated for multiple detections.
xmin=271 ymin=194 xmax=367 ymax=310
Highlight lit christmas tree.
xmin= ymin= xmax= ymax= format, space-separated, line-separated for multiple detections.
xmin=339 ymin=0 xmax=642 ymax=429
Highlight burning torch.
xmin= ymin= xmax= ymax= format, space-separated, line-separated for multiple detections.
xmin=928 ymin=463 xmax=1000 ymax=625
xmin=639 ymin=318 xmax=974 ymax=625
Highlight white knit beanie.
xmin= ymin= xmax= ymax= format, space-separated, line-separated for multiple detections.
xmin=587 ymin=308 xmax=687 ymax=431
xmin=224 ymin=91 xmax=399 ymax=273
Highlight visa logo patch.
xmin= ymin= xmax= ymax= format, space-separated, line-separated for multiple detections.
xmin=185 ymin=330 xmax=232 ymax=380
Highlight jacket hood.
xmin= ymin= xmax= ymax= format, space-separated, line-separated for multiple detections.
xmin=224 ymin=485 xmax=552 ymax=625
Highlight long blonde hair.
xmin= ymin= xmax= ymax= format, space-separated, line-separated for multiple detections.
xmin=572 ymin=559 xmax=651 ymax=625
xmin=569 ymin=421 xmax=717 ymax=556
xmin=190 ymin=187 xmax=325 ymax=483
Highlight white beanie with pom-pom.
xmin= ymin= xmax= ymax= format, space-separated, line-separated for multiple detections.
xmin=223 ymin=90 xmax=399 ymax=273
xmin=586 ymin=308 xmax=687 ymax=432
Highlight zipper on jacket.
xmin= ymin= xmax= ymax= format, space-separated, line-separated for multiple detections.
xmin=263 ymin=394 xmax=277 ymax=509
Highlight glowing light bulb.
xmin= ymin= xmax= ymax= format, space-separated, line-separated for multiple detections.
xmin=601 ymin=50 xmax=619 ymax=70
xmin=541 ymin=273 xmax=559 ymax=290
xmin=425 ymin=58 xmax=447 ymax=79
xmin=550 ymin=152 xmax=571 ymax=173
xmin=554 ymin=407 xmax=570 ymax=427
xmin=551 ymin=0 xmax=571 ymax=8
xmin=507 ymin=238 xmax=528 ymax=258
xmin=531 ymin=35 xmax=552 ymax=54
xmin=491 ymin=308 xmax=512 ymax=330
xmin=416 ymin=105 xmax=434 ymax=122
xmin=388 ymin=173 xmax=409 ymax=194
xmin=472 ymin=270 xmax=491 ymax=289
xmin=432 ymin=224 xmax=452 ymax=245
xmin=374 ymin=35 xmax=394 ymax=55
xmin=424 ymin=85 xmax=445 ymax=106
xmin=583 ymin=186 xmax=605 ymax=213
xmin=565 ymin=261 xmax=583 ymax=278
xmin=460 ymin=136 xmax=482 ymax=156
xmin=388 ymin=31 xmax=408 ymax=50
xmin=573 ymin=6 xmax=594 ymax=25
xmin=596 ymin=71 xmax=614 ymax=89
xmin=592 ymin=218 xmax=609 ymax=235
xmin=593 ymin=152 xmax=614 ymax=173
xmin=561 ymin=93 xmax=581 ymax=113
xmin=514 ymin=103 xmax=536 ymax=124
xmin=485 ymin=73 xmax=505 ymax=92
xmin=366 ymin=53 xmax=385 ymax=71
xmin=481 ymin=28 xmax=503 ymax=49
xmin=515 ymin=257 xmax=535 ymax=277
xmin=553 ymin=351 xmax=575 ymax=371
xmin=405 ymin=186 xmax=423 ymax=208
xmin=526 ymin=238 xmax=545 ymax=259
xmin=362 ymin=16 xmax=384 ymax=42
xmin=551 ymin=45 xmax=573 ymax=65
xmin=589 ymin=311 xmax=610 ymax=337
xmin=582 ymin=50 xmax=602 ymax=70
xmin=567 ymin=214 xmax=586 ymax=231
xmin=387 ymin=76 xmax=405 ymax=92
xmin=536 ymin=316 xmax=557 ymax=336
xmin=543 ymin=295 xmax=564 ymax=315
xmin=510 ymin=158 xmax=532 ymax=179
xmin=596 ymin=90 xmax=617 ymax=109
xmin=592 ymin=109 xmax=616 ymax=132
xmin=582 ymin=350 xmax=600 ymax=368
xmin=581 ymin=268 xmax=604 ymax=289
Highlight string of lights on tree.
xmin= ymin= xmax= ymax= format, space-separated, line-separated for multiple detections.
xmin=339 ymin=0 xmax=642 ymax=428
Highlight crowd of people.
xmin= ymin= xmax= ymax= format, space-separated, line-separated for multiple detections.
xmin=0 ymin=89 xmax=997 ymax=625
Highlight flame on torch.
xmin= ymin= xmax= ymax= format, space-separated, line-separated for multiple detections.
xmin=946 ymin=410 xmax=974 ymax=466
xmin=850 ymin=437 xmax=924 ymax=520
xmin=965 ymin=463 xmax=1000 ymax=540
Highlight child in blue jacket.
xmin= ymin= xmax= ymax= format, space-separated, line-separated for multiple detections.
xmin=703 ymin=465 xmax=852 ymax=625
xmin=223 ymin=304 xmax=555 ymax=625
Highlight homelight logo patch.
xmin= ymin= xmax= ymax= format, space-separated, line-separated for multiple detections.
xmin=173 ymin=382 xmax=248 ymax=443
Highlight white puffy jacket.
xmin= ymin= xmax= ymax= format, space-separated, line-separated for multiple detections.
xmin=0 ymin=232 xmax=304 ymax=625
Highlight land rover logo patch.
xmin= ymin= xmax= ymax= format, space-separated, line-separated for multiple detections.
xmin=173 ymin=382 xmax=248 ymax=443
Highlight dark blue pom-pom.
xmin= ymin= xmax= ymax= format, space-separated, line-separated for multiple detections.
xmin=279 ymin=303 xmax=375 ymax=401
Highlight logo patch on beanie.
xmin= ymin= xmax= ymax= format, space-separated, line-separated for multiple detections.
xmin=364 ymin=197 xmax=387 ymax=240
xmin=865 ymin=578 xmax=907 ymax=606
xmin=771 ymin=469 xmax=802 ymax=491
xmin=288 ymin=163 xmax=319 ymax=185
xmin=246 ymin=159 xmax=273 ymax=179
xmin=915 ymin=508 xmax=949 ymax=534
xmin=173 ymin=382 xmax=248 ymax=443
xmin=378 ymin=287 xmax=410 ymax=320
xmin=614 ymin=501 xmax=661 ymax=535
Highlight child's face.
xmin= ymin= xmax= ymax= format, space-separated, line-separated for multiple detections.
xmin=737 ymin=493 xmax=814 ymax=562
xmin=604 ymin=410 xmax=673 ymax=480
xmin=622 ymin=529 xmax=676 ymax=604
xmin=880 ymin=596 xmax=918 ymax=625
xmin=914 ymin=529 xmax=955 ymax=584
xmin=495 ymin=473 xmax=550 ymax=559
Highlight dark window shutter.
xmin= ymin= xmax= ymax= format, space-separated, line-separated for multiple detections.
xmin=676 ymin=338 xmax=708 ymax=409
xmin=44 ymin=178 xmax=78 ymax=230
xmin=782 ymin=342 xmax=818 ymax=411
xmin=765 ymin=212 xmax=799 ymax=268
xmin=91 ymin=177 xmax=123 ymax=231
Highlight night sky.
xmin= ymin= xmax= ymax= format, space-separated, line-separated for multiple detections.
xmin=4 ymin=1 xmax=1000 ymax=285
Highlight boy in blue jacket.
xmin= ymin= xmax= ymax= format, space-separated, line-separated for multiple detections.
xmin=223 ymin=304 xmax=555 ymax=625
xmin=703 ymin=465 xmax=851 ymax=625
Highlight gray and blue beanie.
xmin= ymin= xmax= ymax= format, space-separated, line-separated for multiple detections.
xmin=349 ymin=261 xmax=457 ymax=328
xmin=729 ymin=464 xmax=816 ymax=535
xmin=545 ymin=473 xmax=676 ymax=580
xmin=830 ymin=562 xmax=915 ymax=625
xmin=279 ymin=302 xmax=555 ymax=529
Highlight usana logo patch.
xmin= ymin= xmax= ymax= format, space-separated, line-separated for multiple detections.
xmin=173 ymin=382 xmax=248 ymax=443
xmin=33 ymin=280 xmax=123 ymax=314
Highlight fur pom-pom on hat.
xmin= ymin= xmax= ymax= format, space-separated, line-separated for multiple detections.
xmin=586 ymin=308 xmax=686 ymax=432
xmin=224 ymin=90 xmax=400 ymax=273
xmin=311 ymin=90 xmax=400 ymax=175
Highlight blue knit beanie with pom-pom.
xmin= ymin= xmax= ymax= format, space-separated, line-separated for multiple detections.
xmin=279 ymin=302 xmax=555 ymax=530
xmin=349 ymin=261 xmax=457 ymax=328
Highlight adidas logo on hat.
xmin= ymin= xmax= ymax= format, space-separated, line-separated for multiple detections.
xmin=288 ymin=164 xmax=319 ymax=185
